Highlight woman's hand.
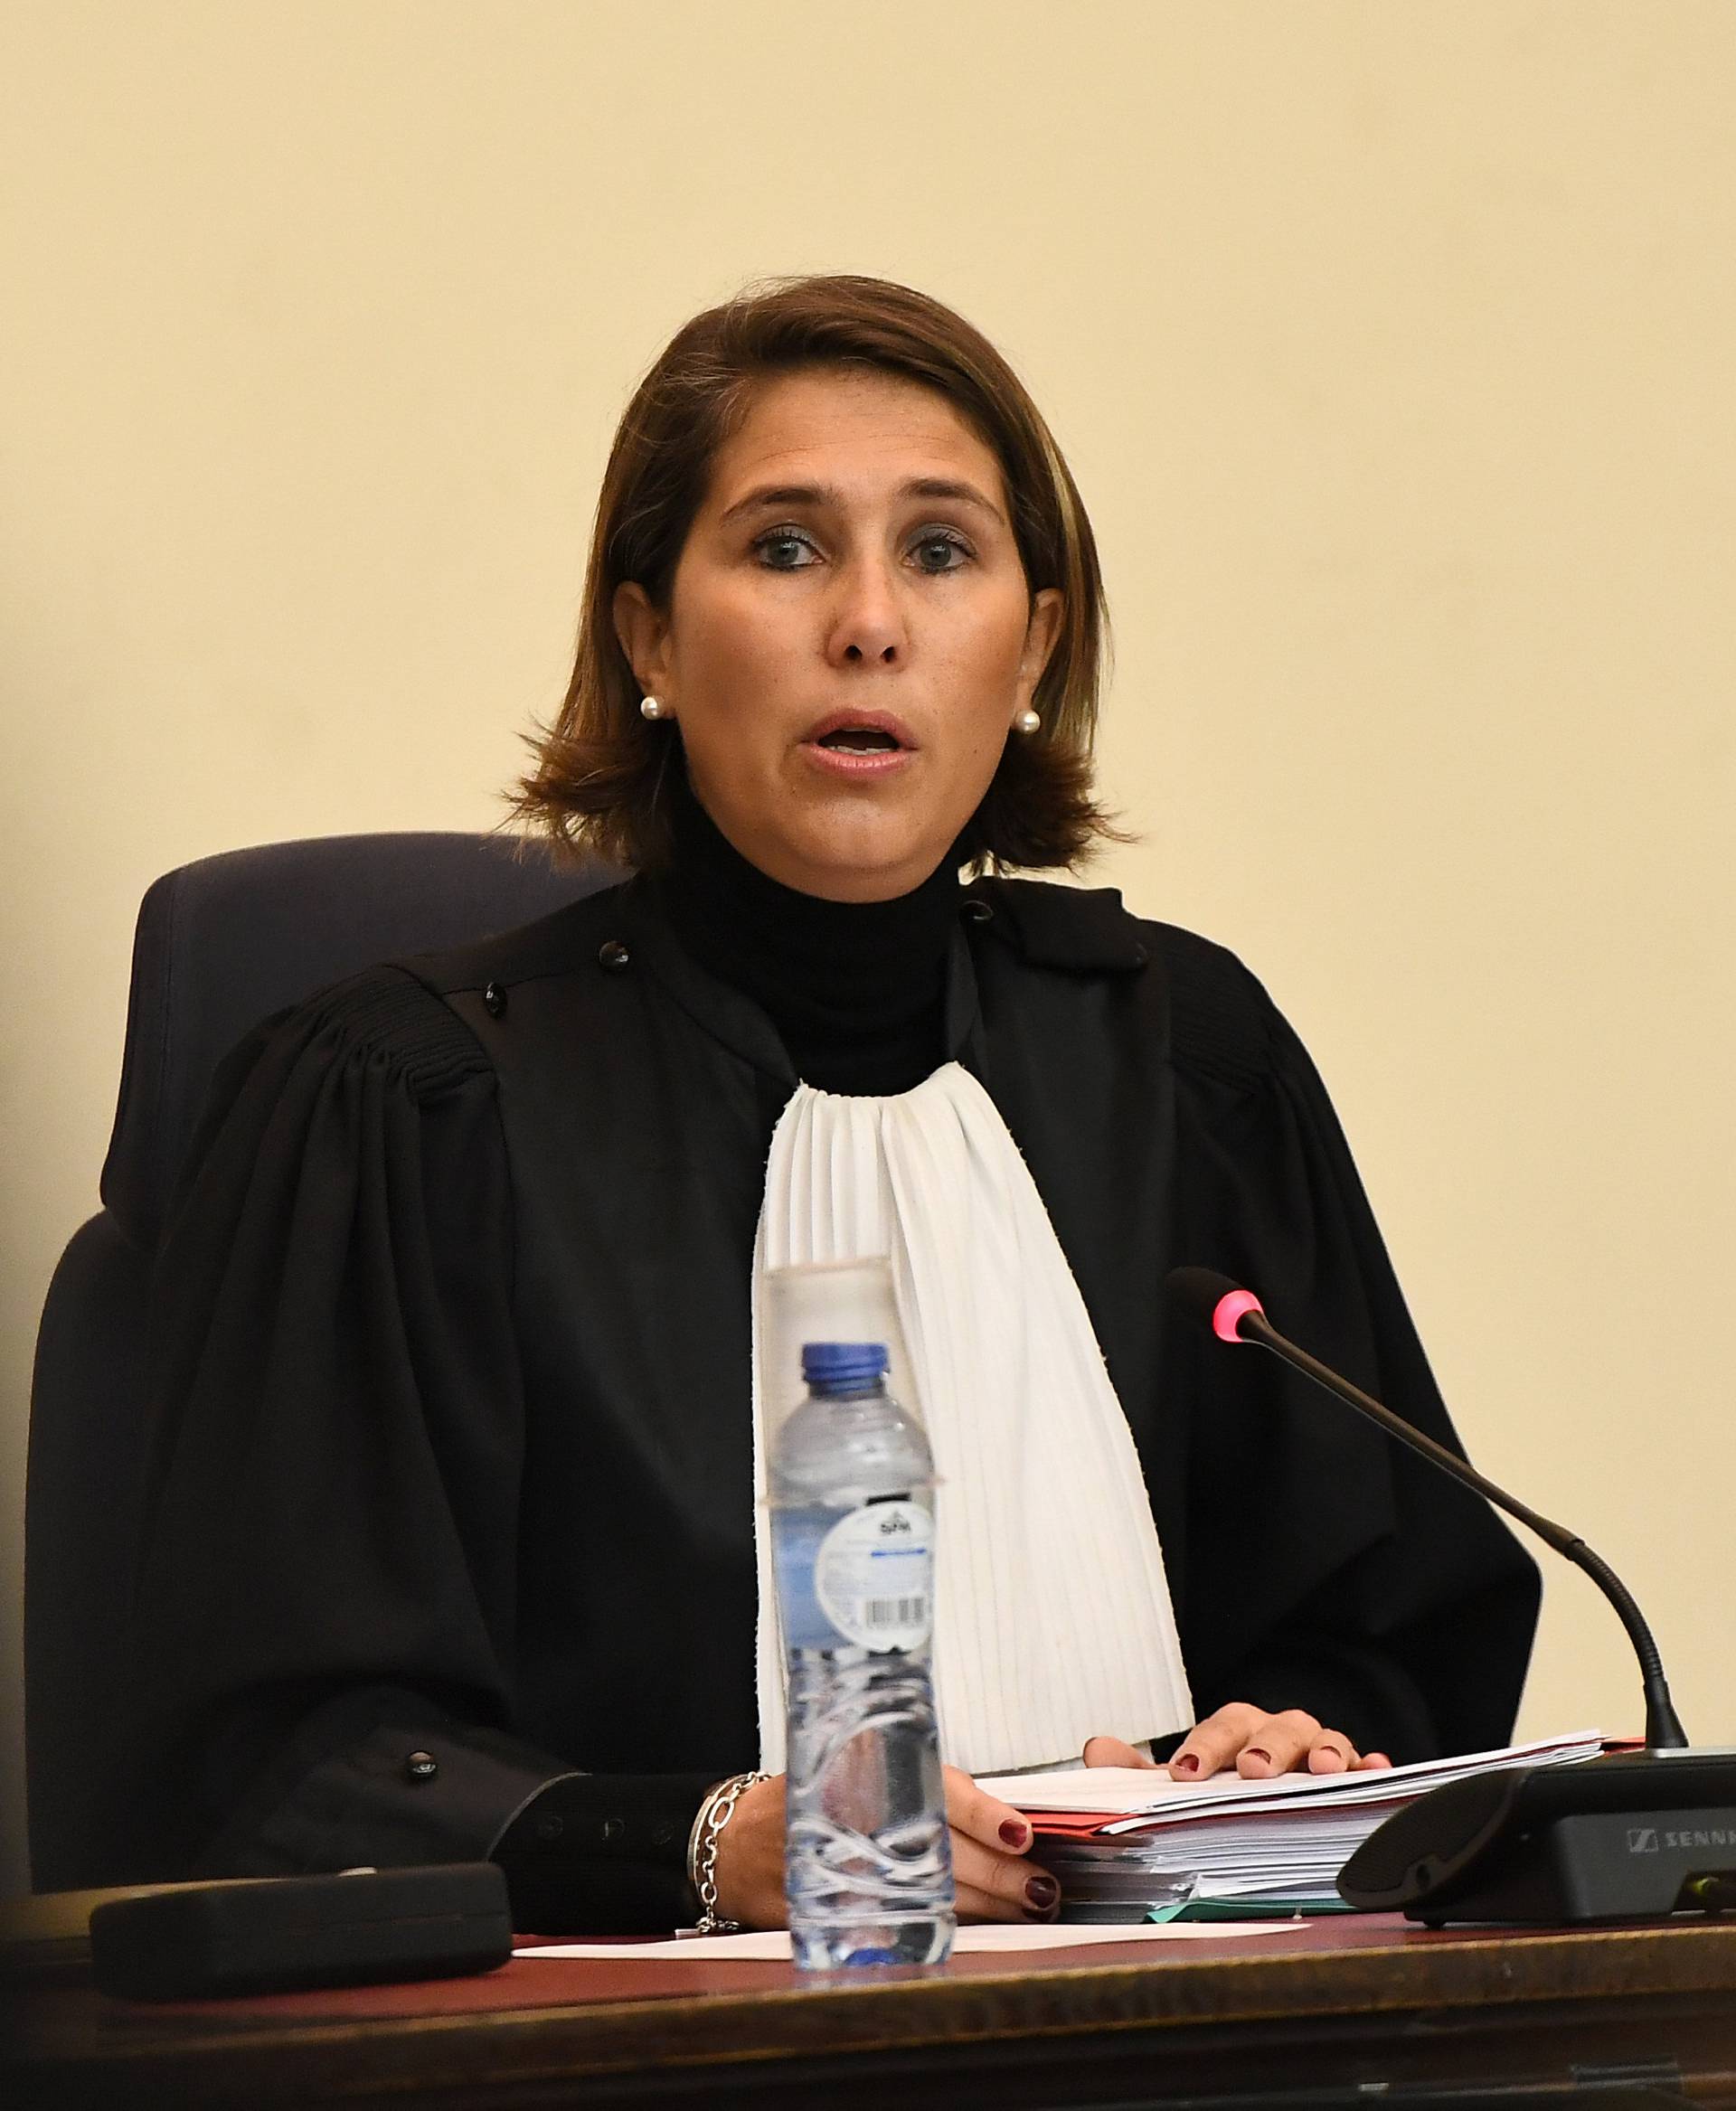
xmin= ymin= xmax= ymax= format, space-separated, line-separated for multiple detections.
xmin=942 ymin=1766 xmax=1060 ymax=1924
xmin=710 ymin=1767 xmax=1057 ymax=1929
xmin=705 ymin=1774 xmax=788 ymax=1930
xmin=1084 ymin=1705 xmax=1393 ymax=1782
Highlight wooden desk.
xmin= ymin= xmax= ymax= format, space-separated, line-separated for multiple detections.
xmin=7 ymin=1913 xmax=1736 ymax=2108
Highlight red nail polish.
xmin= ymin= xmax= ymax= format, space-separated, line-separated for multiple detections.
xmin=1000 ymin=1819 xmax=1031 ymax=1848
xmin=1244 ymin=1748 xmax=1271 ymax=1767
xmin=1024 ymin=1876 xmax=1059 ymax=1908
xmin=1175 ymin=1753 xmax=1200 ymax=1776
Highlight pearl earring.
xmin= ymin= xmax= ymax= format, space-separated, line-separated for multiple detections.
xmin=640 ymin=695 xmax=667 ymax=721
xmin=1014 ymin=708 xmax=1041 ymax=736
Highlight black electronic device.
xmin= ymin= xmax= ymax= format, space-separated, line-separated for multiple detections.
xmin=1166 ymin=1266 xmax=1736 ymax=1927
xmin=1337 ymin=1748 xmax=1736 ymax=1924
xmin=88 ymin=1862 xmax=513 ymax=2001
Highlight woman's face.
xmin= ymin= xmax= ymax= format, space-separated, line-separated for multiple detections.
xmin=615 ymin=368 xmax=1062 ymax=901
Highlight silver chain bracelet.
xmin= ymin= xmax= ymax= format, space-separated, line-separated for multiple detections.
xmin=686 ymin=1770 xmax=770 ymax=1935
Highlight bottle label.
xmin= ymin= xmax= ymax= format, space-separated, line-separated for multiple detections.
xmin=813 ymin=1500 xmax=935 ymax=1653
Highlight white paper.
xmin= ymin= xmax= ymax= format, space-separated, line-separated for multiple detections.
xmin=977 ymin=1730 xmax=1604 ymax=1820
xmin=995 ymin=1730 xmax=1607 ymax=1918
xmin=515 ymin=1919 xmax=1290 ymax=1962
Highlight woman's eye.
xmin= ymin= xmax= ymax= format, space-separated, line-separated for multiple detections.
xmin=755 ymin=530 xmax=817 ymax=570
xmin=911 ymin=531 xmax=970 ymax=574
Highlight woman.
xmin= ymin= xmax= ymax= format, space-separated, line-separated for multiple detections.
xmin=123 ymin=277 xmax=1538 ymax=1933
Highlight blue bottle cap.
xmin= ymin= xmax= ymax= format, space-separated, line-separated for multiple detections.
xmin=800 ymin=1341 xmax=889 ymax=1390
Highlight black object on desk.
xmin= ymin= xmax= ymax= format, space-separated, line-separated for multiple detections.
xmin=88 ymin=1863 xmax=513 ymax=2001
xmin=1339 ymin=1749 xmax=1736 ymax=1925
xmin=1168 ymin=1267 xmax=1736 ymax=1929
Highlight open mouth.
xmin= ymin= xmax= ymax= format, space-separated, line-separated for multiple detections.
xmin=803 ymin=711 xmax=916 ymax=760
xmin=816 ymin=727 xmax=903 ymax=754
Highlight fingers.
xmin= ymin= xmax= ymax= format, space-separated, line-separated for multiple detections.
xmin=1242 ymin=1713 xmax=1372 ymax=1777
xmin=715 ymin=1729 xmax=1389 ymax=1934
xmin=952 ymin=1833 xmax=1059 ymax=1924
xmin=715 ymin=1768 xmax=1068 ymax=1929
xmin=1082 ymin=1734 xmax=1158 ymax=1769
xmin=1231 ymin=1710 xmax=1341 ymax=1777
xmin=1167 ymin=1702 xmax=1270 ymax=1779
xmin=1167 ymin=1706 xmax=1379 ymax=1780
xmin=944 ymin=1765 xmax=1058 ymax=1924
xmin=943 ymin=1763 xmax=1035 ymax=1855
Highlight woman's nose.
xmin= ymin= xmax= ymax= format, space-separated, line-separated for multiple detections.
xmin=825 ymin=558 xmax=907 ymax=668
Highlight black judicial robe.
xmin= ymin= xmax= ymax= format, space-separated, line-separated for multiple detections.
xmin=122 ymin=875 xmax=1539 ymax=1907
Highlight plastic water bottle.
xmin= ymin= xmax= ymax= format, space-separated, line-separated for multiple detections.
xmin=769 ymin=1340 xmax=955 ymax=1968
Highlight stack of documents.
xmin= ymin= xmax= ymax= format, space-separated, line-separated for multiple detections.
xmin=978 ymin=1731 xmax=1604 ymax=1919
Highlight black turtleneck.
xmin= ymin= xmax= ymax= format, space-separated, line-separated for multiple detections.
xmin=656 ymin=773 xmax=959 ymax=1096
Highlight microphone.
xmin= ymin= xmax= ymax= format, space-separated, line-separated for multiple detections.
xmin=1167 ymin=1266 xmax=1736 ymax=1925
xmin=1166 ymin=1265 xmax=1684 ymax=1749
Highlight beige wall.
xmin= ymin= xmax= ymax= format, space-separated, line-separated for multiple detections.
xmin=3 ymin=0 xmax=1731 ymax=1895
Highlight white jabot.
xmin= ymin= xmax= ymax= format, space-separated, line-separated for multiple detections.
xmin=751 ymin=1061 xmax=1193 ymax=1776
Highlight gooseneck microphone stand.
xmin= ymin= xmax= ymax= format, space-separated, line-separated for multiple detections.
xmin=1167 ymin=1265 xmax=1733 ymax=1924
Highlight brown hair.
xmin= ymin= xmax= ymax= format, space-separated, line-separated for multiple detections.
xmin=513 ymin=274 xmax=1117 ymax=872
